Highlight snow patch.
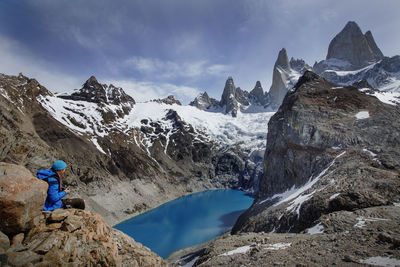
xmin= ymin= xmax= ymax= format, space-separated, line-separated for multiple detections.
xmin=329 ymin=193 xmax=340 ymax=200
xmin=220 ymin=245 xmax=252 ymax=256
xmin=263 ymin=243 xmax=291 ymax=250
xmin=354 ymin=216 xmax=390 ymax=228
xmin=394 ymin=202 xmax=400 ymax=207
xmin=363 ymin=148 xmax=377 ymax=157
xmin=306 ymin=223 xmax=324 ymax=234
xmin=355 ymin=111 xmax=369 ymax=119
xmin=181 ymin=256 xmax=199 ymax=267
xmin=259 ymin=151 xmax=346 ymax=215
xmin=360 ymin=256 xmax=400 ymax=267
xmin=0 ymin=87 xmax=11 ymax=102
xmin=361 ymin=89 xmax=400 ymax=106
xmin=91 ymin=138 xmax=107 ymax=154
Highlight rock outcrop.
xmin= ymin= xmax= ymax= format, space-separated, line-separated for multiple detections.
xmin=189 ymin=92 xmax=218 ymax=110
xmin=0 ymin=163 xmax=47 ymax=236
xmin=219 ymin=77 xmax=250 ymax=117
xmin=151 ymin=95 xmax=182 ymax=105
xmin=231 ymin=71 xmax=400 ymax=234
xmin=0 ymin=163 xmax=168 ymax=266
xmin=59 ymin=76 xmax=136 ymax=106
xmin=2 ymin=209 xmax=168 ymax=266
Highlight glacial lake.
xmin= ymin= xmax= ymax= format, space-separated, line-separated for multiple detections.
xmin=114 ymin=189 xmax=254 ymax=258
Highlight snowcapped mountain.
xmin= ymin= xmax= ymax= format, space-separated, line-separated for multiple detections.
xmin=36 ymin=76 xmax=274 ymax=163
xmin=189 ymin=21 xmax=399 ymax=118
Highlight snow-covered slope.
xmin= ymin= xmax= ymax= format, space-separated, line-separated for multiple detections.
xmin=315 ymin=56 xmax=400 ymax=92
xmin=38 ymin=94 xmax=274 ymax=158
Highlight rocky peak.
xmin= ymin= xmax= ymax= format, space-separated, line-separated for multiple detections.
xmin=269 ymin=48 xmax=300 ymax=108
xmin=220 ymin=76 xmax=239 ymax=116
xmin=0 ymin=73 xmax=53 ymax=113
xmin=290 ymin=58 xmax=312 ymax=73
xmin=249 ymin=81 xmax=264 ymax=104
xmin=364 ymin=30 xmax=384 ymax=61
xmin=190 ymin=92 xmax=216 ymax=110
xmin=326 ymin=21 xmax=380 ymax=67
xmin=152 ymin=95 xmax=182 ymax=105
xmin=275 ymin=48 xmax=291 ymax=70
xmin=83 ymin=75 xmax=103 ymax=91
xmin=59 ymin=76 xmax=135 ymax=106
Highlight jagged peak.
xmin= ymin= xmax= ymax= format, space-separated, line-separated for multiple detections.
xmin=326 ymin=21 xmax=377 ymax=67
xmin=364 ymin=30 xmax=384 ymax=60
xmin=82 ymin=75 xmax=103 ymax=90
xmin=343 ymin=21 xmax=362 ymax=32
xmin=275 ymin=48 xmax=290 ymax=70
xmin=59 ymin=76 xmax=135 ymax=105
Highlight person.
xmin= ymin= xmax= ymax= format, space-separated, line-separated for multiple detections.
xmin=37 ymin=160 xmax=85 ymax=211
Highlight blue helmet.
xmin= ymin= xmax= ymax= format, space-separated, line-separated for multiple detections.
xmin=52 ymin=160 xmax=67 ymax=171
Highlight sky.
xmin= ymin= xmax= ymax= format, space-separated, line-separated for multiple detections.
xmin=1 ymin=0 xmax=399 ymax=104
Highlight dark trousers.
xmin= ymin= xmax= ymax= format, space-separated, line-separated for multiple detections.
xmin=62 ymin=198 xmax=85 ymax=210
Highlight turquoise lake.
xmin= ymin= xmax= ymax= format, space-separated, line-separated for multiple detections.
xmin=114 ymin=189 xmax=254 ymax=258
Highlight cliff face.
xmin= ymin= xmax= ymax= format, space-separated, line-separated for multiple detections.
xmin=231 ymin=71 xmax=400 ymax=234
xmin=326 ymin=21 xmax=382 ymax=68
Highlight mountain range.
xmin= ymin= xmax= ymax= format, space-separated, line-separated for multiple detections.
xmin=190 ymin=21 xmax=400 ymax=116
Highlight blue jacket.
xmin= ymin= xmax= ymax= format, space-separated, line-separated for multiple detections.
xmin=37 ymin=169 xmax=66 ymax=211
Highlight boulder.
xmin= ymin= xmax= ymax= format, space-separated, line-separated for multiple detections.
xmin=0 ymin=162 xmax=47 ymax=236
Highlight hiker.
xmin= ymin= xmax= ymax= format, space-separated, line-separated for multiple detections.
xmin=37 ymin=160 xmax=85 ymax=211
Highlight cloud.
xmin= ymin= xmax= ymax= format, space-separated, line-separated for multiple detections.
xmin=124 ymin=56 xmax=231 ymax=80
xmin=104 ymin=78 xmax=200 ymax=104
xmin=0 ymin=34 xmax=82 ymax=92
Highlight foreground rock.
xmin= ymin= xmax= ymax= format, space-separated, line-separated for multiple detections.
xmin=2 ymin=209 xmax=168 ymax=266
xmin=0 ymin=162 xmax=47 ymax=236
xmin=0 ymin=163 xmax=167 ymax=266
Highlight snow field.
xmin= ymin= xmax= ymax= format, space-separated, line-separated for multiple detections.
xmin=124 ymin=102 xmax=274 ymax=152
xmin=354 ymin=216 xmax=389 ymax=228
xmin=38 ymin=96 xmax=274 ymax=156
xmin=219 ymin=242 xmax=291 ymax=256
xmin=306 ymin=223 xmax=324 ymax=234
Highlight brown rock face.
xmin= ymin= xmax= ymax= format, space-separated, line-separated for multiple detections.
xmin=0 ymin=162 xmax=47 ymax=236
xmin=4 ymin=209 xmax=168 ymax=266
